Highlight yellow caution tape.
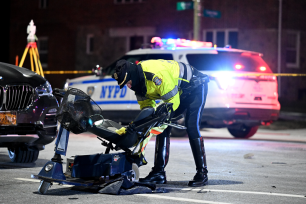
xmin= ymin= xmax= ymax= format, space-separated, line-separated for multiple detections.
xmin=43 ymin=70 xmax=92 ymax=74
xmin=211 ymin=73 xmax=306 ymax=77
xmin=42 ymin=70 xmax=306 ymax=77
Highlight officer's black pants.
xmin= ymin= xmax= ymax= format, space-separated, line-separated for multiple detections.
xmin=160 ymin=83 xmax=208 ymax=140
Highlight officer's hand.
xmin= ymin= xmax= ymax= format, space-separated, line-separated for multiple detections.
xmin=126 ymin=123 xmax=136 ymax=134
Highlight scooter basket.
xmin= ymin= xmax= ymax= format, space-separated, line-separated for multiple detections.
xmin=56 ymin=88 xmax=103 ymax=134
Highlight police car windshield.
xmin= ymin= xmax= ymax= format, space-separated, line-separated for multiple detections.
xmin=103 ymin=54 xmax=173 ymax=76
xmin=186 ymin=52 xmax=272 ymax=73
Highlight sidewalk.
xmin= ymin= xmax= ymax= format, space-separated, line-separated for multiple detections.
xmin=279 ymin=111 xmax=306 ymax=121
xmin=259 ymin=111 xmax=306 ymax=131
xmin=201 ymin=127 xmax=306 ymax=143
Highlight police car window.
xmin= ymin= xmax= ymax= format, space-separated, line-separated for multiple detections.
xmin=103 ymin=54 xmax=173 ymax=76
xmin=146 ymin=54 xmax=173 ymax=60
xmin=186 ymin=52 xmax=272 ymax=73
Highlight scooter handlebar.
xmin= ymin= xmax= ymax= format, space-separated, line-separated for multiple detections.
xmin=53 ymin=88 xmax=67 ymax=98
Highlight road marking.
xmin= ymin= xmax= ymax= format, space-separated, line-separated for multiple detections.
xmin=136 ymin=194 xmax=231 ymax=204
xmin=15 ymin=178 xmax=41 ymax=183
xmin=15 ymin=178 xmax=306 ymax=199
xmin=201 ymin=189 xmax=306 ymax=198
xmin=167 ymin=188 xmax=306 ymax=198
xmin=257 ymin=132 xmax=291 ymax=136
xmin=15 ymin=178 xmax=73 ymax=186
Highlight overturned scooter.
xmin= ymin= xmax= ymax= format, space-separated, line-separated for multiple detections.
xmin=31 ymin=88 xmax=186 ymax=194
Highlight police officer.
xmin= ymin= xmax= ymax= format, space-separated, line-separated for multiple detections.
xmin=112 ymin=59 xmax=209 ymax=187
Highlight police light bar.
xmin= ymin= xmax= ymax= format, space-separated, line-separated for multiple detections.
xmin=151 ymin=37 xmax=212 ymax=48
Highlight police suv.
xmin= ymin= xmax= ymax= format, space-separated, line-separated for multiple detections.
xmin=66 ymin=37 xmax=280 ymax=138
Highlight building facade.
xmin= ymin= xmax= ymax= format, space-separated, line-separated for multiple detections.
xmin=9 ymin=0 xmax=306 ymax=110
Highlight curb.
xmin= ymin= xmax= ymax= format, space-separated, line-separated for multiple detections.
xmin=279 ymin=112 xmax=306 ymax=121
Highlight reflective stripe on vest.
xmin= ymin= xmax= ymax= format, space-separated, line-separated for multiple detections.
xmin=161 ymin=85 xmax=179 ymax=100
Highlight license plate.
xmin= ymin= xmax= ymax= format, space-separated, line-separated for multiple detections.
xmin=0 ymin=111 xmax=17 ymax=126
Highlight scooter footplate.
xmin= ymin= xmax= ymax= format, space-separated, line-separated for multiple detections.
xmin=31 ymin=174 xmax=95 ymax=187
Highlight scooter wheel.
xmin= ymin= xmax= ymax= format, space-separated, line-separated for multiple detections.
xmin=38 ymin=180 xmax=52 ymax=194
xmin=130 ymin=163 xmax=140 ymax=182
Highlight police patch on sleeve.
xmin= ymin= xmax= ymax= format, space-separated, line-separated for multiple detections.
xmin=153 ymin=76 xmax=162 ymax=85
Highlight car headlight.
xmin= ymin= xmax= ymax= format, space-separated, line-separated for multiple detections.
xmin=36 ymin=81 xmax=52 ymax=95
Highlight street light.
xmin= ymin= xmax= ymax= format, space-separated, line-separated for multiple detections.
xmin=193 ymin=0 xmax=201 ymax=40
xmin=277 ymin=0 xmax=282 ymax=97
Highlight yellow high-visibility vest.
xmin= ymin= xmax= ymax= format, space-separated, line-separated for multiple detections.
xmin=137 ymin=59 xmax=183 ymax=111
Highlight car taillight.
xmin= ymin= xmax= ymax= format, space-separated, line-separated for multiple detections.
xmin=259 ymin=66 xmax=267 ymax=71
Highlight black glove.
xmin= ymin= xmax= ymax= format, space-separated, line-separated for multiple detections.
xmin=116 ymin=123 xmax=138 ymax=148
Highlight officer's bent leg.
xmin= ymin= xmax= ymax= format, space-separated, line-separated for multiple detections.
xmin=139 ymin=126 xmax=171 ymax=184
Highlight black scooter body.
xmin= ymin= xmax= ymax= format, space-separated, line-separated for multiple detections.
xmin=31 ymin=88 xmax=178 ymax=194
xmin=71 ymin=153 xmax=131 ymax=178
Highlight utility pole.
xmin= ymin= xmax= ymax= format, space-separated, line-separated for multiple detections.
xmin=277 ymin=0 xmax=282 ymax=97
xmin=193 ymin=0 xmax=201 ymax=40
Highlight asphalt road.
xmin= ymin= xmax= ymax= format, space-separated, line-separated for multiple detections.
xmin=0 ymin=127 xmax=306 ymax=204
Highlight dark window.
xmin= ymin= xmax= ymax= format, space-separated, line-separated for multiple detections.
xmin=298 ymin=89 xmax=306 ymax=101
xmin=103 ymin=54 xmax=173 ymax=76
xmin=39 ymin=40 xmax=48 ymax=51
xmin=115 ymin=0 xmax=145 ymax=3
xmin=216 ymin=32 xmax=225 ymax=47
xmin=146 ymin=54 xmax=173 ymax=60
xmin=206 ymin=32 xmax=213 ymax=43
xmin=39 ymin=0 xmax=48 ymax=8
xmin=87 ymin=35 xmax=94 ymax=54
xmin=228 ymin=31 xmax=238 ymax=48
xmin=186 ymin=52 xmax=271 ymax=73
xmin=89 ymin=37 xmax=94 ymax=52
xmin=204 ymin=30 xmax=239 ymax=48
xmin=130 ymin=36 xmax=144 ymax=50
xmin=286 ymin=50 xmax=296 ymax=64
xmin=286 ymin=33 xmax=298 ymax=64
xmin=38 ymin=38 xmax=48 ymax=67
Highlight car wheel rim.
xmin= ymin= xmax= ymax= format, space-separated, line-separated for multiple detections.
xmin=8 ymin=148 xmax=15 ymax=158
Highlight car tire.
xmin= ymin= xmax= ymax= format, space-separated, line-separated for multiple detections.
xmin=8 ymin=147 xmax=39 ymax=163
xmin=227 ymin=126 xmax=259 ymax=139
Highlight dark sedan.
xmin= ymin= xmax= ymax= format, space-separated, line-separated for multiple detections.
xmin=0 ymin=62 xmax=58 ymax=163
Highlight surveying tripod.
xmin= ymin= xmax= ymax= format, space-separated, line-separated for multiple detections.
xmin=19 ymin=42 xmax=44 ymax=77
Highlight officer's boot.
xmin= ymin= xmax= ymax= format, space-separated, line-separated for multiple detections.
xmin=188 ymin=137 xmax=208 ymax=187
xmin=139 ymin=133 xmax=170 ymax=184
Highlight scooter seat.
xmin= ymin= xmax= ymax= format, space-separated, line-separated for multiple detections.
xmin=88 ymin=108 xmax=156 ymax=149
xmin=89 ymin=119 xmax=138 ymax=149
